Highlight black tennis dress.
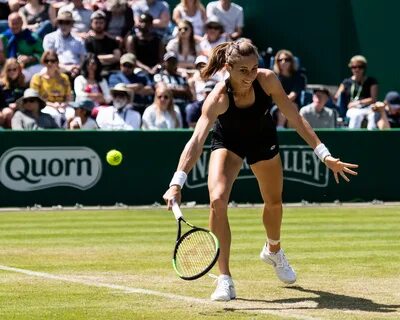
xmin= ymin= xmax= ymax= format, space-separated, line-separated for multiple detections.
xmin=211 ymin=78 xmax=279 ymax=165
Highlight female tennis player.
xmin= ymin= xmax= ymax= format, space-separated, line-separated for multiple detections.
xmin=163 ymin=40 xmax=358 ymax=301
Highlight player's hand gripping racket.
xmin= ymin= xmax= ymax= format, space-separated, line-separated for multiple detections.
xmin=171 ymin=201 xmax=220 ymax=280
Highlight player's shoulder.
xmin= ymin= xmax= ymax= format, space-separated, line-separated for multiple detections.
xmin=257 ymin=68 xmax=276 ymax=80
xmin=202 ymin=81 xmax=229 ymax=115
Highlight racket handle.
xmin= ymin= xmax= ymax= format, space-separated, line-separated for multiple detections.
xmin=171 ymin=200 xmax=184 ymax=220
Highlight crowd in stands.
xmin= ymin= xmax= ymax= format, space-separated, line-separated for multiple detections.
xmin=0 ymin=0 xmax=398 ymax=130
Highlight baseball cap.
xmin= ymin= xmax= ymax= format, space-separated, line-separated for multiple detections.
xmin=163 ymin=51 xmax=178 ymax=62
xmin=120 ymin=53 xmax=136 ymax=65
xmin=313 ymin=86 xmax=330 ymax=97
xmin=385 ymin=91 xmax=400 ymax=105
xmin=71 ymin=99 xmax=95 ymax=111
xmin=195 ymin=55 xmax=208 ymax=66
xmin=91 ymin=10 xmax=106 ymax=20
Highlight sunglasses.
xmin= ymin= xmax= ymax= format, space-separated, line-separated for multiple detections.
xmin=179 ymin=27 xmax=188 ymax=32
xmin=58 ymin=20 xmax=73 ymax=25
xmin=277 ymin=58 xmax=292 ymax=63
xmin=113 ymin=92 xmax=128 ymax=98
xmin=207 ymin=25 xmax=221 ymax=30
xmin=122 ymin=63 xmax=134 ymax=68
xmin=44 ymin=59 xmax=57 ymax=64
xmin=351 ymin=65 xmax=365 ymax=69
xmin=7 ymin=67 xmax=18 ymax=72
xmin=157 ymin=95 xmax=170 ymax=100
xmin=24 ymin=98 xmax=38 ymax=103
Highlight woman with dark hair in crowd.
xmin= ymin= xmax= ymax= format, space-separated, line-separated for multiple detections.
xmin=166 ymin=19 xmax=201 ymax=72
xmin=30 ymin=50 xmax=72 ymax=126
xmin=0 ymin=58 xmax=28 ymax=127
xmin=74 ymin=53 xmax=112 ymax=106
xmin=18 ymin=0 xmax=55 ymax=38
xmin=104 ymin=0 xmax=134 ymax=46
xmin=272 ymin=49 xmax=306 ymax=128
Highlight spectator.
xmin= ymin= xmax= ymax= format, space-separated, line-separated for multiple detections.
xmin=199 ymin=16 xmax=228 ymax=57
xmin=381 ymin=91 xmax=400 ymax=128
xmin=19 ymin=0 xmax=55 ymax=39
xmin=58 ymin=0 xmax=93 ymax=40
xmin=108 ymin=53 xmax=154 ymax=113
xmin=272 ymin=49 xmax=306 ymax=128
xmin=153 ymin=51 xmax=192 ymax=127
xmin=125 ymin=12 xmax=164 ymax=75
xmin=0 ymin=36 xmax=4 ymax=65
xmin=1 ymin=13 xmax=44 ymax=82
xmin=104 ymin=0 xmax=134 ymax=46
xmin=85 ymin=10 xmax=121 ymax=75
xmin=0 ymin=58 xmax=27 ymax=127
xmin=43 ymin=11 xmax=86 ymax=80
xmin=185 ymin=79 xmax=214 ymax=128
xmin=11 ymin=88 xmax=59 ymax=129
xmin=172 ymin=0 xmax=206 ymax=37
xmin=334 ymin=55 xmax=381 ymax=130
xmin=299 ymin=86 xmax=337 ymax=128
xmin=206 ymin=0 xmax=243 ymax=40
xmin=166 ymin=19 xmax=201 ymax=72
xmin=188 ymin=54 xmax=207 ymax=101
xmin=30 ymin=50 xmax=73 ymax=127
xmin=142 ymin=83 xmax=182 ymax=129
xmin=67 ymin=98 xmax=99 ymax=129
xmin=74 ymin=53 xmax=112 ymax=106
xmin=96 ymin=83 xmax=141 ymax=129
xmin=132 ymin=0 xmax=170 ymax=41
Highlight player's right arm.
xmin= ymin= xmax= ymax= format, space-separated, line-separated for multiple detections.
xmin=163 ymin=83 xmax=228 ymax=209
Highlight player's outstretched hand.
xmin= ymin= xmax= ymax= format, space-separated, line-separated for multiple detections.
xmin=324 ymin=156 xmax=358 ymax=183
xmin=163 ymin=186 xmax=182 ymax=210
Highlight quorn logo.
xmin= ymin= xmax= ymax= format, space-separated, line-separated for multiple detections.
xmin=186 ymin=145 xmax=329 ymax=189
xmin=0 ymin=147 xmax=102 ymax=191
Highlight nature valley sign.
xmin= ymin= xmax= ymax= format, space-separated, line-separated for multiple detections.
xmin=186 ymin=145 xmax=329 ymax=189
xmin=0 ymin=147 xmax=102 ymax=191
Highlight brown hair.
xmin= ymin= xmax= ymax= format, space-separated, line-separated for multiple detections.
xmin=178 ymin=20 xmax=197 ymax=57
xmin=39 ymin=50 xmax=69 ymax=87
xmin=154 ymin=83 xmax=180 ymax=128
xmin=200 ymin=39 xmax=259 ymax=80
xmin=0 ymin=58 xmax=25 ymax=88
xmin=273 ymin=49 xmax=297 ymax=75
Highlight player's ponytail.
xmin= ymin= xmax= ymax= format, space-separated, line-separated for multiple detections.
xmin=201 ymin=40 xmax=259 ymax=80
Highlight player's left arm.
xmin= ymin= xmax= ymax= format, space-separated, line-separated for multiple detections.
xmin=257 ymin=70 xmax=359 ymax=183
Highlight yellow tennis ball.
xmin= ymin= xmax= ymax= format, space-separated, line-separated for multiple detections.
xmin=106 ymin=149 xmax=123 ymax=166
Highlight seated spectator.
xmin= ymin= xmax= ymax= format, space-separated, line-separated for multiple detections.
xmin=206 ymin=0 xmax=243 ymax=40
xmin=153 ymin=51 xmax=192 ymax=127
xmin=0 ymin=36 xmax=4 ymax=65
xmin=381 ymin=91 xmax=400 ymax=128
xmin=132 ymin=0 xmax=170 ymax=42
xmin=299 ymin=86 xmax=337 ymax=128
xmin=43 ymin=11 xmax=86 ymax=80
xmin=30 ymin=50 xmax=73 ymax=127
xmin=74 ymin=53 xmax=112 ymax=106
xmin=125 ymin=12 xmax=164 ymax=75
xmin=19 ymin=0 xmax=55 ymax=39
xmin=142 ymin=83 xmax=182 ymax=129
xmin=1 ymin=13 xmax=44 ymax=82
xmin=334 ymin=55 xmax=381 ymax=130
xmin=166 ymin=19 xmax=201 ymax=73
xmin=58 ymin=0 xmax=93 ymax=40
xmin=172 ymin=0 xmax=206 ymax=37
xmin=67 ymin=98 xmax=99 ymax=129
xmin=185 ymin=80 xmax=214 ymax=128
xmin=0 ymin=58 xmax=28 ymax=127
xmin=272 ymin=49 xmax=306 ymax=128
xmin=104 ymin=0 xmax=134 ymax=46
xmin=11 ymin=88 xmax=59 ymax=129
xmin=84 ymin=10 xmax=121 ymax=76
xmin=199 ymin=16 xmax=228 ymax=57
xmin=96 ymin=83 xmax=141 ymax=129
xmin=108 ymin=53 xmax=154 ymax=113
xmin=188 ymin=54 xmax=207 ymax=101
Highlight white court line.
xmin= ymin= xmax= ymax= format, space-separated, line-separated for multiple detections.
xmin=0 ymin=264 xmax=320 ymax=320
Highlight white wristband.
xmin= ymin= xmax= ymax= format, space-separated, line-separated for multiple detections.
xmin=314 ymin=143 xmax=331 ymax=163
xmin=169 ymin=171 xmax=187 ymax=189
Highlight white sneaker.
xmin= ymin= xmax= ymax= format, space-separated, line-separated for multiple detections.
xmin=210 ymin=275 xmax=236 ymax=301
xmin=260 ymin=246 xmax=297 ymax=284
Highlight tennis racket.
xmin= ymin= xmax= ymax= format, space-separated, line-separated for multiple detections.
xmin=171 ymin=201 xmax=220 ymax=280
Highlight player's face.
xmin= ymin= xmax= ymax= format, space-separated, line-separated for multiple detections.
xmin=228 ymin=54 xmax=258 ymax=88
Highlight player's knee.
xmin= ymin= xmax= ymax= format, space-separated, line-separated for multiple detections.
xmin=210 ymin=197 xmax=229 ymax=214
xmin=264 ymin=200 xmax=282 ymax=212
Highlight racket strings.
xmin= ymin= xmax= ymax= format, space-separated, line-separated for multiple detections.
xmin=175 ymin=230 xmax=217 ymax=277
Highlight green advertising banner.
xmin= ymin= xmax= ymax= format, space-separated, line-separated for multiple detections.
xmin=0 ymin=130 xmax=398 ymax=207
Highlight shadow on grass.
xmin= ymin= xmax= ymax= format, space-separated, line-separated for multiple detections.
xmin=228 ymin=286 xmax=400 ymax=313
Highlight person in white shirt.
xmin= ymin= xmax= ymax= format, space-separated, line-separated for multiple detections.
xmin=96 ymin=83 xmax=141 ymax=130
xmin=142 ymin=82 xmax=182 ymax=129
xmin=68 ymin=99 xmax=99 ymax=129
xmin=206 ymin=0 xmax=243 ymax=40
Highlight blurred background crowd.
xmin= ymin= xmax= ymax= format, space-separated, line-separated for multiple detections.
xmin=0 ymin=0 xmax=399 ymax=130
